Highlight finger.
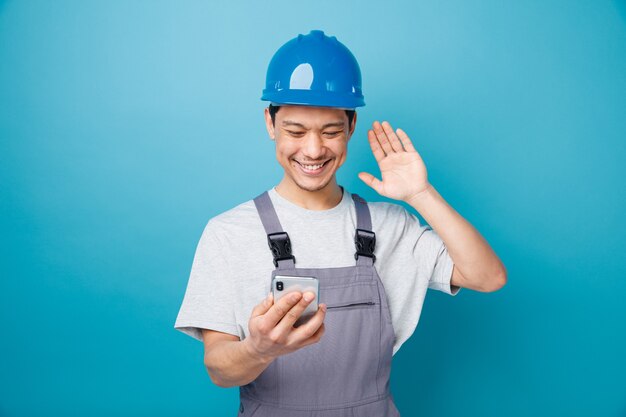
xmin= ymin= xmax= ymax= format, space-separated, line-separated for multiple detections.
xmin=250 ymin=292 xmax=274 ymax=318
xmin=396 ymin=128 xmax=416 ymax=153
xmin=381 ymin=121 xmax=404 ymax=153
xmin=372 ymin=121 xmax=394 ymax=155
xmin=367 ymin=129 xmax=386 ymax=163
xmin=274 ymin=291 xmax=316 ymax=334
xmin=358 ymin=172 xmax=383 ymax=194
xmin=288 ymin=303 xmax=327 ymax=344
xmin=263 ymin=291 xmax=303 ymax=328
xmin=299 ymin=322 xmax=326 ymax=348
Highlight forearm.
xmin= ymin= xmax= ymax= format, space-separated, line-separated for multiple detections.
xmin=204 ymin=338 xmax=274 ymax=388
xmin=406 ymin=184 xmax=506 ymax=290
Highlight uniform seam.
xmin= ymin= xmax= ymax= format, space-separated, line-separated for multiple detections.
xmin=240 ymin=392 xmax=390 ymax=411
xmin=375 ymin=280 xmax=383 ymax=396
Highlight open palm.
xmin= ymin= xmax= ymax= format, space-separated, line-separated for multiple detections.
xmin=358 ymin=121 xmax=431 ymax=202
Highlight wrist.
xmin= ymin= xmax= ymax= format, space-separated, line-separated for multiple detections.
xmin=242 ymin=338 xmax=274 ymax=365
xmin=405 ymin=183 xmax=436 ymax=209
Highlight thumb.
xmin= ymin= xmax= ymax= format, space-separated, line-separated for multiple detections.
xmin=250 ymin=292 xmax=273 ymax=318
xmin=358 ymin=172 xmax=383 ymax=194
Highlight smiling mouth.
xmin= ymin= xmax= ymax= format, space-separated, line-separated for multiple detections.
xmin=295 ymin=159 xmax=332 ymax=174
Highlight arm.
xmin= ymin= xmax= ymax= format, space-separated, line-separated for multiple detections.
xmin=202 ymin=329 xmax=273 ymax=388
xmin=406 ymin=185 xmax=507 ymax=292
xmin=358 ymin=121 xmax=507 ymax=293
xmin=202 ymin=291 xmax=327 ymax=388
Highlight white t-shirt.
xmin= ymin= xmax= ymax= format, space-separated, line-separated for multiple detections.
xmin=174 ymin=186 xmax=460 ymax=355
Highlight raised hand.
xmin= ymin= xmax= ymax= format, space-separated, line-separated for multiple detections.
xmin=358 ymin=121 xmax=431 ymax=202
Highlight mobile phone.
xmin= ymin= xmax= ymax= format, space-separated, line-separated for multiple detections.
xmin=271 ymin=275 xmax=319 ymax=327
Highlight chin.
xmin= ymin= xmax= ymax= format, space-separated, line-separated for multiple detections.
xmin=294 ymin=179 xmax=332 ymax=192
xmin=290 ymin=173 xmax=334 ymax=192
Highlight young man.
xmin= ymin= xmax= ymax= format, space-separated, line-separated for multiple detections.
xmin=174 ymin=30 xmax=506 ymax=416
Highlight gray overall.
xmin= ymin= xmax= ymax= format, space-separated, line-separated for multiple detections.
xmin=238 ymin=191 xmax=400 ymax=417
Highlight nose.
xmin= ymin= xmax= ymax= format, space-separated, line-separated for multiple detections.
xmin=302 ymin=132 xmax=325 ymax=159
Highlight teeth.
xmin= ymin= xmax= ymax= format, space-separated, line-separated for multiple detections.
xmin=300 ymin=161 xmax=326 ymax=170
xmin=304 ymin=164 xmax=322 ymax=169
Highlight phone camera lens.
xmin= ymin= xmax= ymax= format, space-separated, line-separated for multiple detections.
xmin=276 ymin=281 xmax=283 ymax=291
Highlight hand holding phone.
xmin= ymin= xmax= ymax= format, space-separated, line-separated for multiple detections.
xmin=244 ymin=276 xmax=326 ymax=361
xmin=272 ymin=275 xmax=319 ymax=327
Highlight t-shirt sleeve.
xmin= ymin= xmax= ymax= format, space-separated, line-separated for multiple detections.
xmin=403 ymin=208 xmax=461 ymax=296
xmin=174 ymin=220 xmax=240 ymax=341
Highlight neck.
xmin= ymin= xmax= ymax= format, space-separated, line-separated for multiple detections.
xmin=275 ymin=177 xmax=343 ymax=210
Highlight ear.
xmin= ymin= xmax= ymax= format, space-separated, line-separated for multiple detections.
xmin=347 ymin=112 xmax=357 ymax=140
xmin=264 ymin=107 xmax=275 ymax=140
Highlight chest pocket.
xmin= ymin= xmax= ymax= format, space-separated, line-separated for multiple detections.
xmin=320 ymin=282 xmax=380 ymax=310
xmin=326 ymin=299 xmax=376 ymax=310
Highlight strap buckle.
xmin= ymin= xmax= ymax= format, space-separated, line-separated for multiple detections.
xmin=354 ymin=228 xmax=376 ymax=263
xmin=267 ymin=232 xmax=296 ymax=267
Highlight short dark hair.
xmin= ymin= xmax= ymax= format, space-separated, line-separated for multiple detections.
xmin=268 ymin=104 xmax=355 ymax=128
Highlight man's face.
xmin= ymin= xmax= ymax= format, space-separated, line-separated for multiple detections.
xmin=264 ymin=105 xmax=356 ymax=193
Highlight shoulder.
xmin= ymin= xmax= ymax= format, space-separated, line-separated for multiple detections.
xmin=366 ymin=199 xmax=406 ymax=218
xmin=201 ymin=195 xmax=263 ymax=241
xmin=366 ymin=199 xmax=413 ymax=224
xmin=190 ymin=194 xmax=269 ymax=269
xmin=362 ymin=198 xmax=428 ymax=236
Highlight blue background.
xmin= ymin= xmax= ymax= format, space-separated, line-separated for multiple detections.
xmin=1 ymin=1 xmax=625 ymax=416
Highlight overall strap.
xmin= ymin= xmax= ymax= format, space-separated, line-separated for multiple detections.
xmin=253 ymin=191 xmax=296 ymax=269
xmin=351 ymin=193 xmax=376 ymax=266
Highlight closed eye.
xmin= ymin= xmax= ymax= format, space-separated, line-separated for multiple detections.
xmin=323 ymin=131 xmax=342 ymax=136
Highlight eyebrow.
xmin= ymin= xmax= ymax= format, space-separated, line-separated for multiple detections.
xmin=281 ymin=120 xmax=345 ymax=129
